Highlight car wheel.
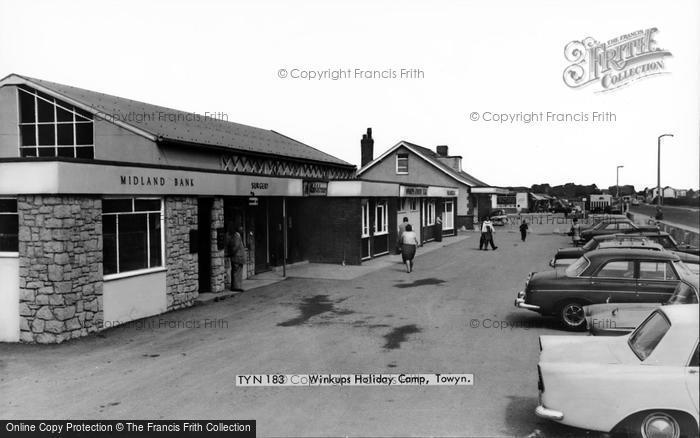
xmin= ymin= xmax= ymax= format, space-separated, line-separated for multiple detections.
xmin=558 ymin=301 xmax=587 ymax=330
xmin=638 ymin=412 xmax=681 ymax=438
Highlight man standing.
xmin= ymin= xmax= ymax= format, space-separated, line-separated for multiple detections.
xmin=519 ymin=219 xmax=529 ymax=242
xmin=227 ymin=224 xmax=246 ymax=291
xmin=570 ymin=218 xmax=582 ymax=246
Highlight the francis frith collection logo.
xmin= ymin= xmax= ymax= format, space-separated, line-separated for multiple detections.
xmin=563 ymin=27 xmax=672 ymax=92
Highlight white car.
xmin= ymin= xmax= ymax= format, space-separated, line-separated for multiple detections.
xmin=536 ymin=305 xmax=699 ymax=438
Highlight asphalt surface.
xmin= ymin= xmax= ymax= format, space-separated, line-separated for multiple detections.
xmin=0 ymin=221 xmax=604 ymax=437
xmin=630 ymin=203 xmax=699 ymax=229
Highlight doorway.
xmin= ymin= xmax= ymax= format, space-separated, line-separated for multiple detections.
xmin=197 ymin=198 xmax=213 ymax=293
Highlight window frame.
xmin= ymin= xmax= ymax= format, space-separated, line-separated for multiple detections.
xmin=374 ymin=201 xmax=388 ymax=236
xmin=395 ymin=153 xmax=409 ymax=174
xmin=443 ymin=200 xmax=454 ymax=230
xmin=17 ymin=86 xmax=95 ymax=159
xmin=361 ymin=201 xmax=370 ymax=238
xmin=638 ymin=260 xmax=679 ymax=281
xmin=102 ymin=197 xmax=165 ymax=280
xmin=0 ymin=197 xmax=19 ymax=256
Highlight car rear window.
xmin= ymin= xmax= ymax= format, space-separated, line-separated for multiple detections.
xmin=565 ymin=256 xmax=589 ymax=277
xmin=666 ymin=282 xmax=699 ymax=305
xmin=628 ymin=311 xmax=671 ymax=361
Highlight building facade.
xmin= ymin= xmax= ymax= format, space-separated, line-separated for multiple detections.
xmin=1 ymin=74 xmax=436 ymax=343
xmin=356 ymin=133 xmax=506 ymax=234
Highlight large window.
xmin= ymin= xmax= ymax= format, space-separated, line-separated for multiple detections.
xmin=0 ymin=198 xmax=18 ymax=253
xmin=396 ymin=153 xmax=409 ymax=174
xmin=375 ymin=201 xmax=388 ymax=235
xmin=103 ymin=198 xmax=163 ymax=276
xmin=18 ymin=86 xmax=94 ymax=159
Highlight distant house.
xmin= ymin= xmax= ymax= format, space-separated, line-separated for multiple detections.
xmin=357 ymin=139 xmax=507 ymax=232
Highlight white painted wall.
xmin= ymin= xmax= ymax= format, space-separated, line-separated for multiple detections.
xmin=0 ymin=254 xmax=19 ymax=342
xmin=103 ymin=270 xmax=167 ymax=328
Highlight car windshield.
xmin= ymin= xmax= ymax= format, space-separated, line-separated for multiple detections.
xmin=565 ymin=256 xmax=589 ymax=277
xmin=628 ymin=311 xmax=671 ymax=361
xmin=666 ymin=282 xmax=699 ymax=305
xmin=582 ymin=239 xmax=598 ymax=251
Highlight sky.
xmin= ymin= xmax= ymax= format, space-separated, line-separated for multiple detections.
xmin=1 ymin=0 xmax=698 ymax=190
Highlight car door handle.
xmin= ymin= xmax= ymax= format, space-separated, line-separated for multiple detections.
xmin=590 ymin=281 xmax=598 ymax=285
xmin=690 ymin=369 xmax=698 ymax=374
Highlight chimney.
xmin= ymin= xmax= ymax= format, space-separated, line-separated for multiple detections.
xmin=434 ymin=145 xmax=463 ymax=172
xmin=360 ymin=127 xmax=374 ymax=167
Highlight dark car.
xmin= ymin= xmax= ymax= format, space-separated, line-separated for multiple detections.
xmin=550 ymin=232 xmax=700 ymax=267
xmin=579 ymin=218 xmax=658 ymax=243
xmin=489 ymin=209 xmax=508 ymax=226
xmin=515 ymin=248 xmax=685 ymax=330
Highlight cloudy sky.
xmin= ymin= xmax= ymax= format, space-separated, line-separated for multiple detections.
xmin=1 ymin=0 xmax=697 ymax=190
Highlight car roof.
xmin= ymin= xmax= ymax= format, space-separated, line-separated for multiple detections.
xmin=659 ymin=305 xmax=700 ymax=337
xmin=593 ymin=233 xmax=667 ymax=242
xmin=598 ymin=240 xmax=662 ymax=250
xmin=586 ymin=248 xmax=680 ymax=260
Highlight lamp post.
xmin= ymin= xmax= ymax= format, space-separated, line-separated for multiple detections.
xmin=657 ymin=133 xmax=673 ymax=219
xmin=616 ymin=165 xmax=624 ymax=198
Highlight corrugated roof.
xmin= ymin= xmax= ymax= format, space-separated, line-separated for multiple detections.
xmin=11 ymin=74 xmax=352 ymax=167
xmin=402 ymin=141 xmax=488 ymax=186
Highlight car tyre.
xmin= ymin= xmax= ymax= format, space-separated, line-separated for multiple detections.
xmin=558 ymin=300 xmax=587 ymax=331
xmin=616 ymin=411 xmax=697 ymax=438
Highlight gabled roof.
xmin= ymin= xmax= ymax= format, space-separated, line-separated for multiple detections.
xmin=357 ymin=140 xmax=488 ymax=187
xmin=0 ymin=73 xmax=353 ymax=167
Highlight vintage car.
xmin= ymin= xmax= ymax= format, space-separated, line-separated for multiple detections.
xmin=579 ymin=218 xmax=659 ymax=243
xmin=536 ymin=304 xmax=699 ymax=437
xmin=550 ymin=233 xmax=700 ymax=268
xmin=515 ymin=249 xmax=685 ymax=329
xmin=584 ymin=275 xmax=698 ymax=336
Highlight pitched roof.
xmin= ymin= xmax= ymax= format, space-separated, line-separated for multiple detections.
xmin=357 ymin=139 xmax=488 ymax=187
xmin=1 ymin=74 xmax=352 ymax=167
xmin=403 ymin=142 xmax=488 ymax=186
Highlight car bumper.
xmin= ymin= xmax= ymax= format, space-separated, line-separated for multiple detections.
xmin=535 ymin=405 xmax=564 ymax=421
xmin=514 ymin=291 xmax=540 ymax=311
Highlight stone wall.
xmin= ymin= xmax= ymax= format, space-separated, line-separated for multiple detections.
xmin=17 ymin=195 xmax=103 ymax=343
xmin=210 ymin=197 xmax=226 ymax=293
xmin=165 ymin=197 xmax=198 ymax=309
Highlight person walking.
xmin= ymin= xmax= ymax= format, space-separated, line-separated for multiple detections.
xmin=519 ymin=219 xmax=529 ymax=242
xmin=482 ymin=218 xmax=497 ymax=250
xmin=226 ymin=224 xmax=246 ymax=291
xmin=400 ymin=224 xmax=419 ymax=273
xmin=397 ymin=217 xmax=410 ymax=254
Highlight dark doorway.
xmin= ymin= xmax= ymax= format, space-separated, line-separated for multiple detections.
xmin=268 ymin=198 xmax=284 ymax=267
xmin=197 ymin=198 xmax=213 ymax=293
xmin=252 ymin=198 xmax=269 ymax=273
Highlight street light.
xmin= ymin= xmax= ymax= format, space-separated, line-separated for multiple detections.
xmin=657 ymin=134 xmax=674 ymax=214
xmin=616 ymin=165 xmax=624 ymax=198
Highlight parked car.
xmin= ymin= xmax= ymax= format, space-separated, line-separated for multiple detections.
xmin=515 ymin=249 xmax=685 ymax=329
xmin=489 ymin=209 xmax=508 ymax=226
xmin=550 ymin=233 xmax=700 ymax=268
xmin=584 ymin=275 xmax=698 ymax=336
xmin=536 ymin=304 xmax=699 ymax=437
xmin=579 ymin=218 xmax=659 ymax=243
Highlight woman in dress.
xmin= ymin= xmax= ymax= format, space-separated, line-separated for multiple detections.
xmin=401 ymin=224 xmax=420 ymax=273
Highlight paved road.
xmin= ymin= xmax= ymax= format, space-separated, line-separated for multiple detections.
xmin=630 ymin=203 xmax=699 ymax=230
xmin=1 ymin=222 xmax=602 ymax=437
